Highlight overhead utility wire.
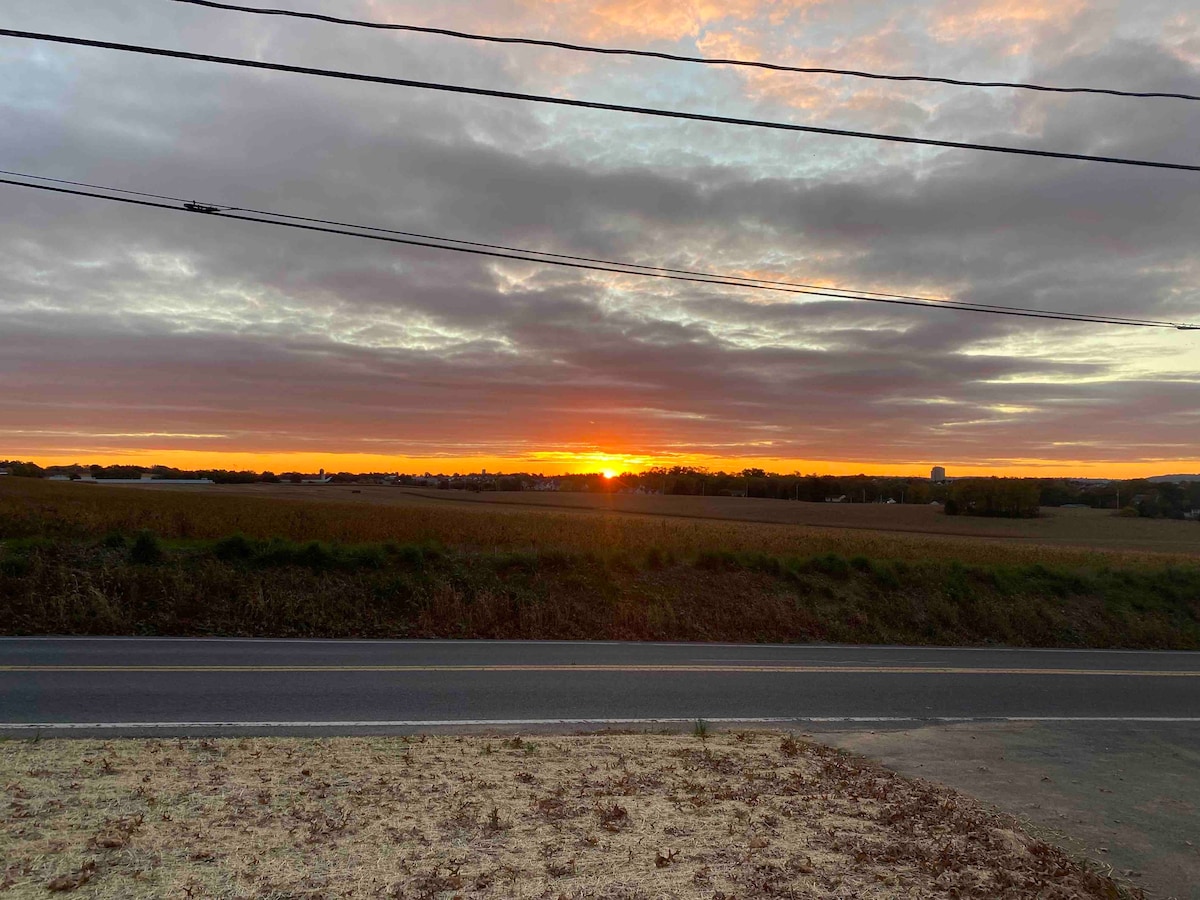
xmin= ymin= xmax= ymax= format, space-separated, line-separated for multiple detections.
xmin=4 ymin=29 xmax=1199 ymax=174
xmin=0 ymin=169 xmax=964 ymax=308
xmin=3 ymin=177 xmax=1195 ymax=329
xmin=171 ymin=0 xmax=1200 ymax=104
xmin=3 ymin=168 xmax=1182 ymax=327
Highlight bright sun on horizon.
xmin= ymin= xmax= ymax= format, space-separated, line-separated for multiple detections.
xmin=602 ymin=469 xmax=617 ymax=479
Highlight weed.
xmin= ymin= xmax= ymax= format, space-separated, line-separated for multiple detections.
xmin=129 ymin=531 xmax=163 ymax=565
xmin=486 ymin=807 xmax=506 ymax=832
xmin=213 ymin=533 xmax=255 ymax=561
xmin=100 ymin=531 xmax=127 ymax=549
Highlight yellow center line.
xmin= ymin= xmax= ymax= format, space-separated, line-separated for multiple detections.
xmin=1 ymin=665 xmax=1197 ymax=676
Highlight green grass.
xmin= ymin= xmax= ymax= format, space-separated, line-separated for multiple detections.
xmin=0 ymin=531 xmax=1197 ymax=647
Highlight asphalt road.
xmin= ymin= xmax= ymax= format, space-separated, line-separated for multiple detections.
xmin=2 ymin=638 xmax=1198 ymax=736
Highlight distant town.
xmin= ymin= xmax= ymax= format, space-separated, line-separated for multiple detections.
xmin=3 ymin=460 xmax=1199 ymax=520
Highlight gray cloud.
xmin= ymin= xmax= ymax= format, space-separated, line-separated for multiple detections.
xmin=1 ymin=0 xmax=1198 ymax=472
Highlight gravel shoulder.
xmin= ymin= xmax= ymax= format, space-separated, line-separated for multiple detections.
xmin=820 ymin=721 xmax=1200 ymax=900
xmin=0 ymin=731 xmax=1136 ymax=899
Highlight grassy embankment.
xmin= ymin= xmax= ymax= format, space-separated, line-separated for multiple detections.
xmin=1 ymin=478 xmax=1198 ymax=647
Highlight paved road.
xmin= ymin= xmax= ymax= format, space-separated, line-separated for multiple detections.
xmin=2 ymin=638 xmax=1198 ymax=735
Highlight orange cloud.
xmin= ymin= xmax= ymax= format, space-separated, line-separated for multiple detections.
xmin=930 ymin=0 xmax=1091 ymax=55
xmin=531 ymin=0 xmax=822 ymax=42
xmin=694 ymin=21 xmax=928 ymax=121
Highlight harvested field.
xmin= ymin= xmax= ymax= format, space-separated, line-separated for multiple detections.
xmin=0 ymin=732 xmax=1136 ymax=899
xmin=5 ymin=478 xmax=1198 ymax=566
xmin=244 ymin=484 xmax=1200 ymax=555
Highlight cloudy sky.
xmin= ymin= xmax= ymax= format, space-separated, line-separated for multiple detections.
xmin=3 ymin=0 xmax=1199 ymax=476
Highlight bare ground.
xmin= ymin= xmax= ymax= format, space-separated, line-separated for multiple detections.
xmin=822 ymin=721 xmax=1200 ymax=900
xmin=0 ymin=732 xmax=1135 ymax=899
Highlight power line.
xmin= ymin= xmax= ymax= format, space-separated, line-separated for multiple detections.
xmin=170 ymin=0 xmax=1200 ymax=104
xmin=3 ymin=175 xmax=1195 ymax=329
xmin=3 ymin=168 xmax=1185 ymax=328
xmin=4 ymin=28 xmax=1199 ymax=174
xmin=0 ymin=169 xmax=969 ymax=308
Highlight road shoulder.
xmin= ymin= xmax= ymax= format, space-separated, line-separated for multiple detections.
xmin=818 ymin=721 xmax=1200 ymax=900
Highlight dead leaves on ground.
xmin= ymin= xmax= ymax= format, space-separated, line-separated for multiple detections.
xmin=1 ymin=732 xmax=1142 ymax=899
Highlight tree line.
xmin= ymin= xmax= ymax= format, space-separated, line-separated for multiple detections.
xmin=5 ymin=461 xmax=1198 ymax=519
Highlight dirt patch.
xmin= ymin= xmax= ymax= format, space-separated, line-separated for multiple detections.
xmin=822 ymin=722 xmax=1200 ymax=899
xmin=0 ymin=732 xmax=1135 ymax=898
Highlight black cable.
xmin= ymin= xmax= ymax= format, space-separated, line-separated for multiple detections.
xmin=4 ymin=168 xmax=1184 ymax=327
xmin=3 ymin=176 xmax=1195 ymax=329
xmin=170 ymin=0 xmax=1200 ymax=104
xmin=4 ymin=28 xmax=1199 ymax=173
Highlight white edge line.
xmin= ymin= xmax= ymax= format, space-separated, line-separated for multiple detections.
xmin=3 ymin=716 xmax=1200 ymax=730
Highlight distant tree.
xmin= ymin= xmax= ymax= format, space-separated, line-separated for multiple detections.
xmin=0 ymin=460 xmax=44 ymax=478
xmin=949 ymin=478 xmax=1040 ymax=518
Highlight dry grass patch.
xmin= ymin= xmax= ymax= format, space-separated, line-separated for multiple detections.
xmin=0 ymin=732 xmax=1136 ymax=899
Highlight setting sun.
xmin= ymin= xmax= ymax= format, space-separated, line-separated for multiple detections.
xmin=602 ymin=469 xmax=617 ymax=479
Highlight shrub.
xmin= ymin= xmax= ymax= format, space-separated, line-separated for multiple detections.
xmin=801 ymin=553 xmax=851 ymax=579
xmin=129 ymin=531 xmax=164 ymax=565
xmin=213 ymin=533 xmax=256 ymax=561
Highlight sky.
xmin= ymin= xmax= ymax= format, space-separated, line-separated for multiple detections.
xmin=2 ymin=0 xmax=1199 ymax=477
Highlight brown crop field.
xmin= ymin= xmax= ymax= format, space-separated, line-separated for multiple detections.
xmin=95 ymin=480 xmax=1200 ymax=560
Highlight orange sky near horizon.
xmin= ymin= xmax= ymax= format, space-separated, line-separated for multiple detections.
xmin=18 ymin=450 xmax=1199 ymax=480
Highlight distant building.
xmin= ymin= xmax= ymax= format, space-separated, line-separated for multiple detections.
xmin=62 ymin=473 xmax=214 ymax=485
xmin=931 ymin=466 xmax=947 ymax=482
xmin=0 ymin=468 xmax=9 ymax=476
